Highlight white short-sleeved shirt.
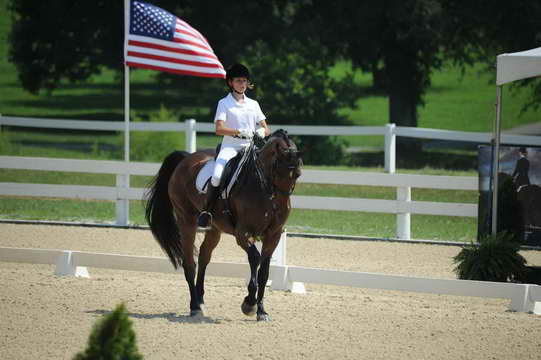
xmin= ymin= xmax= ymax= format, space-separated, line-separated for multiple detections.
xmin=214 ymin=93 xmax=266 ymax=147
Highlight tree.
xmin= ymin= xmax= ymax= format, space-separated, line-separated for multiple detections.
xmin=441 ymin=0 xmax=541 ymax=111
xmin=242 ymin=40 xmax=359 ymax=164
xmin=294 ymin=0 xmax=541 ymax=130
xmin=74 ymin=303 xmax=143 ymax=360
xmin=294 ymin=0 xmax=447 ymax=132
xmin=8 ymin=0 xmax=125 ymax=94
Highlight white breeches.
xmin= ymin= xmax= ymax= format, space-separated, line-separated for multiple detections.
xmin=211 ymin=144 xmax=246 ymax=187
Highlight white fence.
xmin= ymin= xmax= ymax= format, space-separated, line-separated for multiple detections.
xmin=0 ymin=245 xmax=539 ymax=314
xmin=2 ymin=115 xmax=541 ymax=173
xmin=0 ymin=156 xmax=478 ymax=240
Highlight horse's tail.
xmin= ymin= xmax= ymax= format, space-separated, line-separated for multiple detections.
xmin=144 ymin=150 xmax=188 ymax=269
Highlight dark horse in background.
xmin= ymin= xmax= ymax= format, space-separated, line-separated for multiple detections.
xmin=145 ymin=130 xmax=302 ymax=321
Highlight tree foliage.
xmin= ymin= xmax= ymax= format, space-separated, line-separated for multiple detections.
xmin=242 ymin=40 xmax=359 ymax=164
xmin=74 ymin=303 xmax=143 ymax=360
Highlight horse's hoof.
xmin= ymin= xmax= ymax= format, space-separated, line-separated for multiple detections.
xmin=241 ymin=298 xmax=257 ymax=316
xmin=190 ymin=304 xmax=207 ymax=317
xmin=257 ymin=313 xmax=271 ymax=322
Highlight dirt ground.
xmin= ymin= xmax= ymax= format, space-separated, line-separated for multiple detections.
xmin=1 ymin=223 xmax=541 ymax=360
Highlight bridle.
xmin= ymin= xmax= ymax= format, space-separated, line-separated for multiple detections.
xmin=256 ymin=140 xmax=301 ymax=199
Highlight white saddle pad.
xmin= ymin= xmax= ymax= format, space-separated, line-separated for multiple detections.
xmin=195 ymin=160 xmax=215 ymax=194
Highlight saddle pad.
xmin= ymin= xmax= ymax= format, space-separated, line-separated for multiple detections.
xmin=195 ymin=160 xmax=215 ymax=194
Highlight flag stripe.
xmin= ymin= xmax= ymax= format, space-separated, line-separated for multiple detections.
xmin=176 ymin=18 xmax=211 ymax=47
xmin=128 ymin=50 xmax=223 ymax=69
xmin=127 ymin=38 xmax=221 ymax=63
xmin=128 ymin=43 xmax=220 ymax=66
xmin=172 ymin=34 xmax=213 ymax=54
xmin=128 ymin=34 xmax=218 ymax=60
xmin=126 ymin=60 xmax=226 ymax=78
xmin=174 ymin=27 xmax=209 ymax=49
xmin=126 ymin=55 xmax=226 ymax=74
xmin=125 ymin=1 xmax=225 ymax=78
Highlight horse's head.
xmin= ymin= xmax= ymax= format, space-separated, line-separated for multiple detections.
xmin=259 ymin=129 xmax=302 ymax=195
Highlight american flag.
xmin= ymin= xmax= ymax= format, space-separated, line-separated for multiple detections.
xmin=125 ymin=0 xmax=226 ymax=78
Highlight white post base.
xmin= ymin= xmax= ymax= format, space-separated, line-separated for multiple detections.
xmin=54 ymin=251 xmax=89 ymax=278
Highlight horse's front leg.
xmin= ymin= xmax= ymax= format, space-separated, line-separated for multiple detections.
xmin=255 ymin=232 xmax=281 ymax=322
xmin=241 ymin=243 xmax=261 ymax=317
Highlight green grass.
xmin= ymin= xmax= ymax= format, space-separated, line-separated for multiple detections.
xmin=0 ymin=197 xmax=477 ymax=241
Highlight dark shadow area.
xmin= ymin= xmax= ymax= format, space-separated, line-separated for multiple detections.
xmin=346 ymin=137 xmax=480 ymax=170
xmin=86 ymin=309 xmax=220 ymax=324
xmin=16 ymin=139 xmax=119 ymax=153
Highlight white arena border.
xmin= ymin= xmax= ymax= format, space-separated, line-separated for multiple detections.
xmin=1 ymin=244 xmax=540 ymax=315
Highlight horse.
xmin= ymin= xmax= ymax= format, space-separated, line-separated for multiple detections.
xmin=144 ymin=129 xmax=302 ymax=321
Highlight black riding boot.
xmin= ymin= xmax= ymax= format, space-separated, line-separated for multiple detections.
xmin=197 ymin=185 xmax=220 ymax=230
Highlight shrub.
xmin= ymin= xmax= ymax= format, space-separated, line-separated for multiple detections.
xmin=73 ymin=303 xmax=143 ymax=360
xmin=453 ymin=231 xmax=527 ymax=282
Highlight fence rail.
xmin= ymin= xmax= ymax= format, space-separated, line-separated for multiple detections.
xmin=1 ymin=246 xmax=539 ymax=314
xmin=0 ymin=155 xmax=477 ymax=240
xmin=2 ymin=115 xmax=541 ymax=173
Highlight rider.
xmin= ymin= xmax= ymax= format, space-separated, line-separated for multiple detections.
xmin=197 ymin=63 xmax=270 ymax=230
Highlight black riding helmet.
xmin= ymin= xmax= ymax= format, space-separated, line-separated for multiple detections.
xmin=226 ymin=64 xmax=253 ymax=92
xmin=226 ymin=63 xmax=250 ymax=82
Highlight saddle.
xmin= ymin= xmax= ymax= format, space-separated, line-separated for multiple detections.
xmin=195 ymin=146 xmax=247 ymax=199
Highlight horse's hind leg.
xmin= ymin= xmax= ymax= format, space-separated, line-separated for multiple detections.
xmin=177 ymin=223 xmax=202 ymax=316
xmin=195 ymin=227 xmax=221 ymax=313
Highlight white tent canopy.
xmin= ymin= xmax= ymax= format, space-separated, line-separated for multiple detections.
xmin=497 ymin=47 xmax=541 ymax=85
xmin=491 ymin=46 xmax=541 ymax=234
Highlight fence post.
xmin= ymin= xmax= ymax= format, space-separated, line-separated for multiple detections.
xmin=270 ymin=231 xmax=306 ymax=293
xmin=396 ymin=186 xmax=411 ymax=240
xmin=385 ymin=123 xmax=396 ymax=173
xmin=185 ymin=118 xmax=196 ymax=153
xmin=115 ymin=174 xmax=129 ymax=226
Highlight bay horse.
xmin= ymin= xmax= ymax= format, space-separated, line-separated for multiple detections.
xmin=144 ymin=129 xmax=302 ymax=321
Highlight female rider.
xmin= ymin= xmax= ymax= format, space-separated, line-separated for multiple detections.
xmin=197 ymin=63 xmax=270 ymax=229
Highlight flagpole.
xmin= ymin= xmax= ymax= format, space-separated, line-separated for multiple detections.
xmin=124 ymin=0 xmax=130 ymax=163
xmin=118 ymin=0 xmax=130 ymax=226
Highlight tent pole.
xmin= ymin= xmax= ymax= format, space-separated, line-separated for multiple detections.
xmin=491 ymin=85 xmax=503 ymax=235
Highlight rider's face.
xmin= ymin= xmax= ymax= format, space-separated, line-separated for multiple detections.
xmin=229 ymin=77 xmax=248 ymax=94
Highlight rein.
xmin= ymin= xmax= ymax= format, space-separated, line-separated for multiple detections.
xmin=234 ymin=131 xmax=300 ymax=201
xmin=256 ymin=147 xmax=298 ymax=198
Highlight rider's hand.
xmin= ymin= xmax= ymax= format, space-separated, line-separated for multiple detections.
xmin=237 ymin=128 xmax=253 ymax=139
xmin=255 ymin=128 xmax=266 ymax=138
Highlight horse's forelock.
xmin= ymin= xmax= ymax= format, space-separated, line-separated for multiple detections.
xmin=270 ymin=129 xmax=290 ymax=146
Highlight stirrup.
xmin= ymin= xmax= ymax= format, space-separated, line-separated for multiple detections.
xmin=197 ymin=211 xmax=213 ymax=230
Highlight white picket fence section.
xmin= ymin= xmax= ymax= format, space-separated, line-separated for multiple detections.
xmin=0 ymin=155 xmax=478 ymax=240
xmin=2 ymin=115 xmax=541 ymax=173
xmin=0 ymin=245 xmax=539 ymax=314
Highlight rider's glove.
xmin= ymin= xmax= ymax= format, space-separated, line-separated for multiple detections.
xmin=255 ymin=128 xmax=266 ymax=138
xmin=237 ymin=128 xmax=253 ymax=139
